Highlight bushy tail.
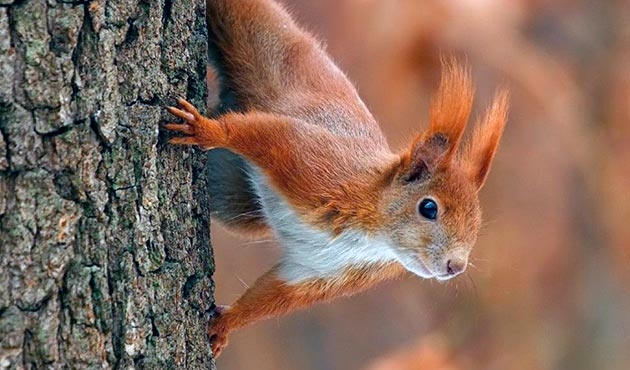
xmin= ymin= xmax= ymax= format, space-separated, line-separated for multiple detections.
xmin=207 ymin=148 xmax=270 ymax=236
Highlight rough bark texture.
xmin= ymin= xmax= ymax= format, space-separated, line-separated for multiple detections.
xmin=0 ymin=0 xmax=215 ymax=368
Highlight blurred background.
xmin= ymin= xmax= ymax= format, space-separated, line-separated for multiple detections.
xmin=211 ymin=0 xmax=630 ymax=369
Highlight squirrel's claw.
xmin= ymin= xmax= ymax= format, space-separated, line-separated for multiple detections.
xmin=208 ymin=305 xmax=231 ymax=358
xmin=168 ymin=136 xmax=202 ymax=146
xmin=166 ymin=106 xmax=195 ymax=122
xmin=164 ymin=98 xmax=223 ymax=150
xmin=163 ymin=123 xmax=194 ymax=135
xmin=176 ymin=98 xmax=201 ymax=118
xmin=209 ymin=333 xmax=229 ymax=358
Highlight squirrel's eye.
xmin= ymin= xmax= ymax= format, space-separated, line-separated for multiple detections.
xmin=418 ymin=199 xmax=438 ymax=220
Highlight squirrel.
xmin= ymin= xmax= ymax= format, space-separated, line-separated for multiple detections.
xmin=164 ymin=0 xmax=508 ymax=357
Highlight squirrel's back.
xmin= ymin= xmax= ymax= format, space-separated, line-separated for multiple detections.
xmin=207 ymin=0 xmax=384 ymax=141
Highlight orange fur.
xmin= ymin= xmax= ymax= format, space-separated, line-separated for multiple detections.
xmin=164 ymin=0 xmax=508 ymax=358
xmin=463 ymin=88 xmax=510 ymax=189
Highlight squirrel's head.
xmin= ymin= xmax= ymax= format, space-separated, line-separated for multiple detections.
xmin=379 ymin=59 xmax=508 ymax=281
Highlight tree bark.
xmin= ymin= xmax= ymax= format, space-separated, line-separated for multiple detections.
xmin=0 ymin=0 xmax=215 ymax=368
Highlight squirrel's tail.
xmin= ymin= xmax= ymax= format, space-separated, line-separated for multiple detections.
xmin=207 ymin=148 xmax=270 ymax=237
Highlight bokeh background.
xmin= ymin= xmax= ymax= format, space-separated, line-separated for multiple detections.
xmin=211 ymin=0 xmax=630 ymax=369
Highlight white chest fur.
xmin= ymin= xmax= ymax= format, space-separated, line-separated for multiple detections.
xmin=248 ymin=168 xmax=398 ymax=283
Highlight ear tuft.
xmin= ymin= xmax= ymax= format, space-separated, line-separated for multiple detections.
xmin=463 ymin=88 xmax=509 ymax=190
xmin=426 ymin=57 xmax=474 ymax=162
xmin=399 ymin=58 xmax=474 ymax=183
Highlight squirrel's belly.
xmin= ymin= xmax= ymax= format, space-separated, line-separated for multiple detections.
xmin=246 ymin=166 xmax=397 ymax=283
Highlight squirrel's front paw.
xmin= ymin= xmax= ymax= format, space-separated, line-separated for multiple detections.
xmin=208 ymin=305 xmax=231 ymax=358
xmin=164 ymin=98 xmax=224 ymax=150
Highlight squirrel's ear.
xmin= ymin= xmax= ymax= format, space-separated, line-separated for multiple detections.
xmin=463 ymin=88 xmax=509 ymax=191
xmin=399 ymin=58 xmax=474 ymax=183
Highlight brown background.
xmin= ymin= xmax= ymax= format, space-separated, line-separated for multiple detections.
xmin=211 ymin=1 xmax=630 ymax=369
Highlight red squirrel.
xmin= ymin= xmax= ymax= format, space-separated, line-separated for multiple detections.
xmin=165 ymin=0 xmax=508 ymax=357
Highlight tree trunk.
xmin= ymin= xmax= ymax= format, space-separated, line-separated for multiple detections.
xmin=0 ymin=0 xmax=215 ymax=368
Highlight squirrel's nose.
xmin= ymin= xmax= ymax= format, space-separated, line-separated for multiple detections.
xmin=446 ymin=257 xmax=467 ymax=276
